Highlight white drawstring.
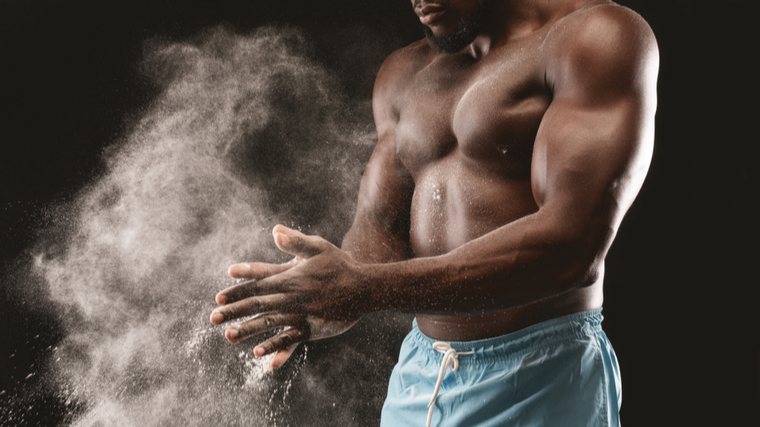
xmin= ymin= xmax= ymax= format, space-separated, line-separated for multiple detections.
xmin=426 ymin=342 xmax=474 ymax=427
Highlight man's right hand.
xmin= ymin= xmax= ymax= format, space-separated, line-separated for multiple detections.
xmin=212 ymin=226 xmax=359 ymax=369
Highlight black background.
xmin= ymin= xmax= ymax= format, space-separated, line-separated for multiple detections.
xmin=1 ymin=0 xmax=756 ymax=425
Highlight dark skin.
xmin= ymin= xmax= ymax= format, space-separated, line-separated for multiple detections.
xmin=210 ymin=0 xmax=658 ymax=369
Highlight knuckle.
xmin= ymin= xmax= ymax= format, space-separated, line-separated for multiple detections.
xmin=292 ymin=328 xmax=306 ymax=341
xmin=278 ymin=333 xmax=294 ymax=347
xmin=241 ymin=281 xmax=258 ymax=297
xmin=223 ymin=306 xmax=237 ymax=318
xmin=264 ymin=315 xmax=276 ymax=328
xmin=247 ymin=299 xmax=261 ymax=313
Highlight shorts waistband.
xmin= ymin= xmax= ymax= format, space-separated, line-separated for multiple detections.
xmin=410 ymin=308 xmax=604 ymax=363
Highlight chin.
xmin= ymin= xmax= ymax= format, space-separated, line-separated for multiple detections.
xmin=422 ymin=0 xmax=493 ymax=54
xmin=423 ymin=25 xmax=477 ymax=54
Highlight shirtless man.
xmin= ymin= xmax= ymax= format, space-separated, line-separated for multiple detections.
xmin=210 ymin=0 xmax=658 ymax=425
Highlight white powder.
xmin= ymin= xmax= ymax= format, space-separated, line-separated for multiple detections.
xmin=28 ymin=26 xmax=376 ymax=427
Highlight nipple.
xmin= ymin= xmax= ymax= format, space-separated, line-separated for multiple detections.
xmin=498 ymin=145 xmax=510 ymax=155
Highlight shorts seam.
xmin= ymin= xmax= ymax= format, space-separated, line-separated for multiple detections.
xmin=592 ymin=335 xmax=610 ymax=427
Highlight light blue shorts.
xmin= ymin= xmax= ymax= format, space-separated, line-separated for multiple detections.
xmin=380 ymin=309 xmax=621 ymax=427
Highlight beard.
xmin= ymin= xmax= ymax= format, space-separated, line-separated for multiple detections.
xmin=423 ymin=0 xmax=495 ymax=54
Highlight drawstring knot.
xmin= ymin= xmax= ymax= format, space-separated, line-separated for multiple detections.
xmin=426 ymin=342 xmax=473 ymax=427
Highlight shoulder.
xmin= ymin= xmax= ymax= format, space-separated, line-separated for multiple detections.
xmin=376 ymin=39 xmax=433 ymax=84
xmin=544 ymin=3 xmax=659 ymax=98
xmin=545 ymin=2 xmax=658 ymax=64
xmin=373 ymin=39 xmax=434 ymax=115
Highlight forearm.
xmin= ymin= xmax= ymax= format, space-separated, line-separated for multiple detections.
xmin=341 ymin=215 xmax=412 ymax=264
xmin=357 ymin=209 xmax=604 ymax=315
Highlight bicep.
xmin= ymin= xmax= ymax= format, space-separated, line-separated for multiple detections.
xmin=353 ymin=132 xmax=414 ymax=230
xmin=532 ymin=96 xmax=652 ymax=216
xmin=531 ymin=6 xmax=658 ymax=240
xmin=358 ymin=56 xmax=415 ymax=232
xmin=341 ymin=57 xmax=415 ymax=262
xmin=342 ymin=132 xmax=415 ymax=263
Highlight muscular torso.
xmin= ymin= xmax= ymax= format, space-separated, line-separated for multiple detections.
xmin=390 ymin=5 xmax=605 ymax=341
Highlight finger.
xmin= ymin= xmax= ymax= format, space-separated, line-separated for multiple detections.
xmin=272 ymin=225 xmax=334 ymax=259
xmin=228 ymin=258 xmax=300 ymax=280
xmin=272 ymin=224 xmax=307 ymax=239
xmin=222 ymin=312 xmax=306 ymax=344
xmin=215 ymin=276 xmax=287 ymax=305
xmin=270 ymin=343 xmax=299 ymax=369
xmin=210 ymin=294 xmax=292 ymax=325
xmin=254 ymin=327 xmax=308 ymax=358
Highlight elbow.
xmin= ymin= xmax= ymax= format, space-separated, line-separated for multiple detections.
xmin=556 ymin=253 xmax=602 ymax=292
xmin=545 ymin=219 xmax=610 ymax=293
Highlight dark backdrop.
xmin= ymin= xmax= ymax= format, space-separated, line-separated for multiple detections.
xmin=1 ymin=0 xmax=756 ymax=426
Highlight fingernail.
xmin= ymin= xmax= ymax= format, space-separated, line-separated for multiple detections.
xmin=215 ymin=294 xmax=227 ymax=305
xmin=211 ymin=312 xmax=224 ymax=324
xmin=229 ymin=264 xmax=250 ymax=278
xmin=275 ymin=232 xmax=290 ymax=246
xmin=254 ymin=346 xmax=264 ymax=357
xmin=234 ymin=263 xmax=251 ymax=272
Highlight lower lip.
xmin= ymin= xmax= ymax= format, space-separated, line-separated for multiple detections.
xmin=419 ymin=11 xmax=445 ymax=25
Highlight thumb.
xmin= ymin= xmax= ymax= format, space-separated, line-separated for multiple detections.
xmin=272 ymin=225 xmax=333 ymax=258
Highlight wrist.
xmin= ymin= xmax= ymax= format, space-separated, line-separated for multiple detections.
xmin=352 ymin=255 xmax=454 ymax=314
xmin=353 ymin=262 xmax=395 ymax=314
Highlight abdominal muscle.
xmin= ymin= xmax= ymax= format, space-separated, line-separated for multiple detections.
xmin=409 ymin=162 xmax=603 ymax=342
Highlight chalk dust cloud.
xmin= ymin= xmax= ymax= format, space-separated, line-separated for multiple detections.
xmin=1 ymin=26 xmax=411 ymax=426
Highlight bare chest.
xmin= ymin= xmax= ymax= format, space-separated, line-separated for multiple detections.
xmin=395 ymin=42 xmax=551 ymax=180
